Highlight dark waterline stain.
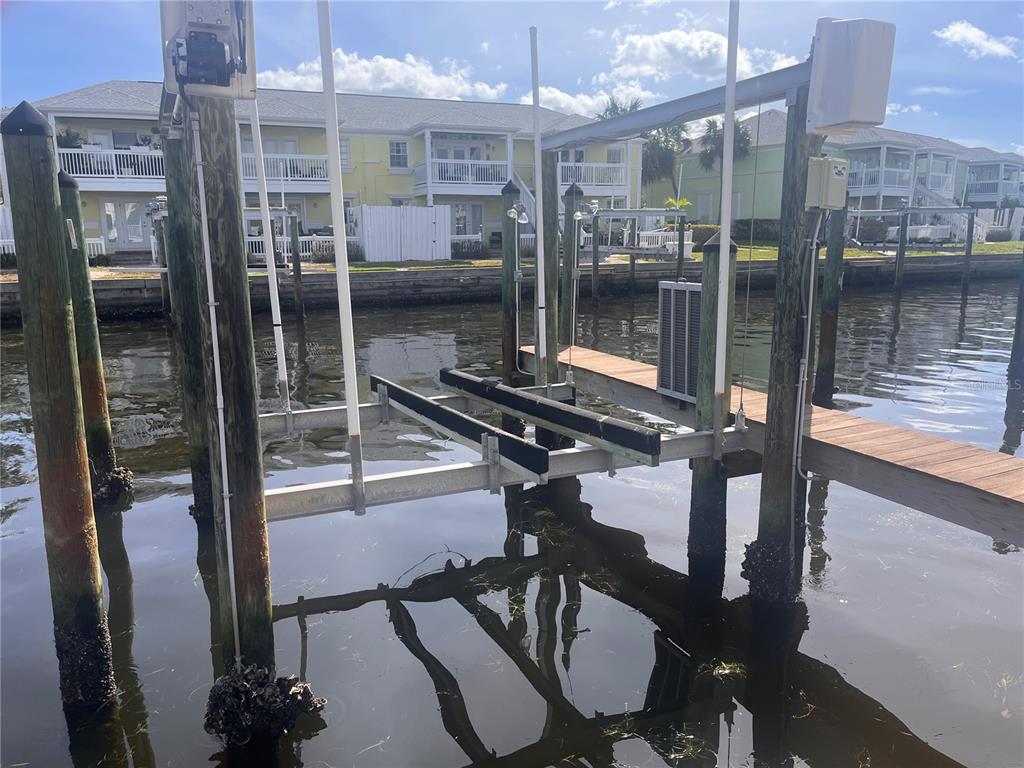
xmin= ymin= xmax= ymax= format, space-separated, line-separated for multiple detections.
xmin=1 ymin=281 xmax=1022 ymax=767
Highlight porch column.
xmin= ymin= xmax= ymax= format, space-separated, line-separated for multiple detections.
xmin=234 ymin=120 xmax=245 ymax=193
xmin=505 ymin=132 xmax=514 ymax=182
xmin=625 ymin=139 xmax=633 ymax=207
xmin=999 ymin=163 xmax=1005 ymax=198
xmin=879 ymin=146 xmax=886 ymax=196
xmin=424 ymin=130 xmax=433 ymax=206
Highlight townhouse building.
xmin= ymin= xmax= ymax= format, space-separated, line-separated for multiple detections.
xmin=0 ymin=80 xmax=644 ymax=256
xmin=652 ymin=109 xmax=1023 ymax=236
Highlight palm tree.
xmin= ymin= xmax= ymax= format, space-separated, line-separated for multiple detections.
xmin=698 ymin=117 xmax=752 ymax=172
xmin=663 ymin=196 xmax=691 ymax=230
xmin=594 ymin=96 xmax=692 ymax=196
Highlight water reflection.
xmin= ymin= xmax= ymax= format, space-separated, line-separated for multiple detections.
xmin=270 ymin=480 xmax=968 ymax=767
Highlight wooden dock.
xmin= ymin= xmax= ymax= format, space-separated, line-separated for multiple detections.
xmin=522 ymin=345 xmax=1024 ymax=546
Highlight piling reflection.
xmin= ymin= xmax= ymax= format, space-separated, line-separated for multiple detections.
xmin=269 ymin=479 xmax=969 ymax=767
xmin=93 ymin=506 xmax=155 ymax=768
xmin=805 ymin=477 xmax=831 ymax=587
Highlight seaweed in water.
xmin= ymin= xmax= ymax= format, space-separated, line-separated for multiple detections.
xmin=204 ymin=664 xmax=325 ymax=746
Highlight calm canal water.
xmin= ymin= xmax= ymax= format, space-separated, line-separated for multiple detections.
xmin=1 ymin=280 xmax=1022 ymax=767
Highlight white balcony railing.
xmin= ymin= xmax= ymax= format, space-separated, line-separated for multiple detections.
xmin=415 ymin=159 xmax=509 ymax=186
xmin=558 ymin=162 xmax=626 ymax=187
xmin=966 ymin=179 xmax=1023 ymax=199
xmin=58 ymin=148 xmax=165 ymax=179
xmin=1 ymin=237 xmax=105 ymax=259
xmin=927 ymin=173 xmax=954 ymax=194
xmin=240 ymin=153 xmax=330 ymax=183
xmin=847 ymin=167 xmax=913 ymax=191
xmin=246 ymin=234 xmax=360 ymax=263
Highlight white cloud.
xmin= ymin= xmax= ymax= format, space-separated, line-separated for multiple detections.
xmin=603 ymin=0 xmax=621 ymax=9
xmin=608 ymin=27 xmax=798 ymax=83
xmin=258 ymin=49 xmax=507 ymax=100
xmin=584 ymin=28 xmax=607 ymax=41
xmin=909 ymin=85 xmax=976 ymax=96
xmin=933 ymin=21 xmax=1019 ymax=59
xmin=886 ymin=103 xmax=924 ymax=116
xmin=479 ymin=41 xmax=490 ymax=54
xmin=1011 ymin=143 xmax=1024 ymax=157
xmin=519 ymin=81 xmax=660 ymax=116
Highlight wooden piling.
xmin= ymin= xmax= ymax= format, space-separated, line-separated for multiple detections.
xmin=290 ymin=215 xmax=305 ymax=317
xmin=57 ymin=170 xmax=133 ymax=506
xmin=190 ymin=95 xmax=274 ymax=670
xmin=501 ymin=179 xmax=520 ymax=386
xmin=745 ymin=85 xmax=825 ymax=604
xmin=541 ymin=151 xmax=560 ymax=385
xmin=162 ymin=132 xmax=214 ymax=518
xmin=893 ymin=209 xmax=909 ymax=291
xmin=812 ymin=206 xmax=846 ymax=407
xmin=961 ymin=210 xmax=975 ymax=297
xmin=590 ymin=213 xmax=600 ymax=305
xmin=628 ymin=252 xmax=637 ymax=295
xmin=152 ymin=214 xmax=171 ymax=315
xmin=2 ymin=101 xmax=116 ymax=711
xmin=688 ymin=233 xmax=736 ymax=598
xmin=560 ymin=183 xmax=582 ymax=346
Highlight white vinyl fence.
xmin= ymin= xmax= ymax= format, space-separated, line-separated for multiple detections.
xmin=358 ymin=204 xmax=451 ymax=262
xmin=247 ymin=204 xmax=455 ymax=263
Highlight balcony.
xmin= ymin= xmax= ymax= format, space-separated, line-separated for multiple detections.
xmin=965 ymin=178 xmax=1023 ymax=204
xmin=239 ymin=153 xmax=331 ymax=191
xmin=57 ymin=148 xmax=166 ymax=191
xmin=558 ymin=162 xmax=627 ymax=190
xmin=847 ymin=167 xmax=912 ymax=194
xmin=414 ymin=159 xmax=510 ymax=193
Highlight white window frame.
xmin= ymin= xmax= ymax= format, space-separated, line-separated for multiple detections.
xmin=606 ymin=147 xmax=624 ymax=164
xmin=389 ymin=140 xmax=409 ymax=170
xmin=340 ymin=138 xmax=352 ymax=171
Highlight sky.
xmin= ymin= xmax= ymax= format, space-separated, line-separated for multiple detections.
xmin=1 ymin=0 xmax=1022 ymax=152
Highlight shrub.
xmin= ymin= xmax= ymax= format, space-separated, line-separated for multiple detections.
xmin=689 ymin=224 xmax=719 ymax=250
xmin=853 ymin=218 xmax=888 ymax=244
xmin=0 ymin=251 xmax=16 ymax=270
xmin=310 ymin=240 xmax=366 ymax=263
xmin=451 ymin=240 xmax=490 ymax=260
xmin=732 ymin=218 xmax=781 ymax=243
xmin=986 ymin=227 xmax=1012 ymax=242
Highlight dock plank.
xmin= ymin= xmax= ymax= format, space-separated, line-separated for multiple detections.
xmin=523 ymin=345 xmax=1024 ymax=527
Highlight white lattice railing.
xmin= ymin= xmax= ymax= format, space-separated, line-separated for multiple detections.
xmin=240 ymin=153 xmax=330 ymax=183
xmin=58 ymin=148 xmax=165 ymax=179
xmin=415 ymin=159 xmax=510 ymax=186
xmin=558 ymin=162 xmax=626 ymax=187
xmin=246 ymin=234 xmax=360 ymax=262
xmin=1 ymin=238 xmax=106 ymax=259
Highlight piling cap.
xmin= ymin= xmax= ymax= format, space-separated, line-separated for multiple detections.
xmin=57 ymin=170 xmax=79 ymax=189
xmin=501 ymin=179 xmax=520 ymax=195
xmin=563 ymin=182 xmax=583 ymax=200
xmin=1 ymin=100 xmax=52 ymax=138
xmin=702 ymin=231 xmax=738 ymax=253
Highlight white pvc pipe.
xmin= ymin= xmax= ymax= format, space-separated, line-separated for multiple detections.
xmin=529 ymin=26 xmax=548 ymax=386
xmin=317 ymin=0 xmax=366 ymax=512
xmin=190 ymin=111 xmax=241 ymax=663
xmin=250 ymin=102 xmax=291 ymax=415
xmin=714 ymin=0 xmax=740 ymax=420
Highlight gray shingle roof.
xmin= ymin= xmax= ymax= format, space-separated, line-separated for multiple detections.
xmin=23 ymin=79 xmax=593 ymax=136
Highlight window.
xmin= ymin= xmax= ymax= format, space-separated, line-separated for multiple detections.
xmin=610 ymin=196 xmax=627 ymax=209
xmin=390 ymin=197 xmax=410 ymax=207
xmin=559 ymin=149 xmax=585 ymax=163
xmin=559 ymin=149 xmax=570 ymax=162
xmin=389 ymin=140 xmax=409 ymax=169
xmin=607 ymin=148 xmax=624 ymax=164
xmin=113 ymin=130 xmax=139 ymax=149
xmin=574 ymin=149 xmax=585 ymax=164
xmin=340 ymin=138 xmax=351 ymax=169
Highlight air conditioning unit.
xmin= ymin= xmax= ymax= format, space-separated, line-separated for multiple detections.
xmin=656 ymin=281 xmax=702 ymax=403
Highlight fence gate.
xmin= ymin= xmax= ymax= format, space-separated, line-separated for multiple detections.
xmin=358 ymin=204 xmax=451 ymax=262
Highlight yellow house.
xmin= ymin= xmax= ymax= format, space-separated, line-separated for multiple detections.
xmin=9 ymin=80 xmax=643 ymax=255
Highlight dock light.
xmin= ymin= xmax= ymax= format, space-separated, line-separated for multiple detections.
xmin=507 ymin=208 xmax=517 ymax=219
xmin=517 ymin=211 xmax=529 ymax=225
xmin=573 ymin=211 xmax=583 ymax=221
xmin=587 ymin=201 xmax=599 ymax=215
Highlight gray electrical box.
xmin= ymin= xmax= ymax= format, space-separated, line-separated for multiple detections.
xmin=160 ymin=0 xmax=257 ymax=101
xmin=656 ymin=281 xmax=702 ymax=403
xmin=805 ymin=156 xmax=849 ymax=210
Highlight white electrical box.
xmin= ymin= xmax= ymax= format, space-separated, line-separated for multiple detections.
xmin=806 ymin=17 xmax=896 ymax=136
xmin=805 ymin=157 xmax=849 ymax=210
xmin=160 ymin=0 xmax=257 ymax=101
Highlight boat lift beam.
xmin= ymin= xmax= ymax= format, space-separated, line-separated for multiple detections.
xmin=369 ymin=375 xmax=550 ymax=483
xmin=439 ymin=368 xmax=662 ymax=466
xmin=264 ymin=428 xmax=744 ymax=522
xmin=259 ymin=383 xmax=575 ymax=437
